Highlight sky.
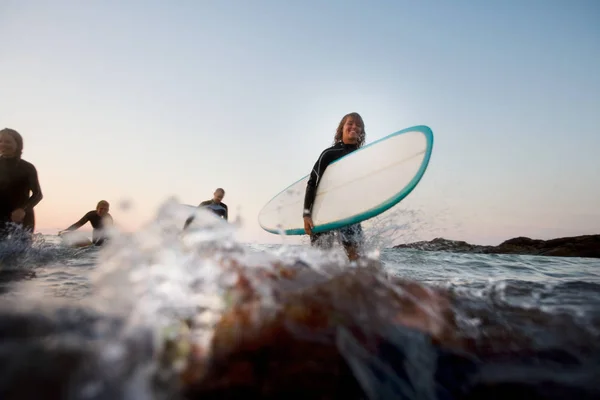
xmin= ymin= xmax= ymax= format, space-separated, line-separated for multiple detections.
xmin=1 ymin=0 xmax=599 ymax=246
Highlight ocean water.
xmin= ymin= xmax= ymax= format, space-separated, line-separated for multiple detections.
xmin=0 ymin=201 xmax=599 ymax=399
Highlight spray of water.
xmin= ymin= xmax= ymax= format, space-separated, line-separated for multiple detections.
xmin=85 ymin=198 xmax=374 ymax=378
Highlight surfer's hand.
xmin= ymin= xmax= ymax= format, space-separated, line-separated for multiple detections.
xmin=303 ymin=216 xmax=314 ymax=235
xmin=11 ymin=208 xmax=25 ymax=223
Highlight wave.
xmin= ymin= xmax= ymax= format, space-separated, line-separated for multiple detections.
xmin=0 ymin=200 xmax=598 ymax=399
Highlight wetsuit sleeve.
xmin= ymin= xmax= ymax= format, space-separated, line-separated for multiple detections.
xmin=22 ymin=164 xmax=43 ymax=211
xmin=303 ymin=150 xmax=332 ymax=218
xmin=183 ymin=215 xmax=194 ymax=230
xmin=184 ymin=203 xmax=205 ymax=230
xmin=65 ymin=211 xmax=92 ymax=231
xmin=223 ymin=204 xmax=228 ymax=221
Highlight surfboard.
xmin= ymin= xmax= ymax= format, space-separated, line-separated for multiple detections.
xmin=258 ymin=125 xmax=434 ymax=235
xmin=59 ymin=231 xmax=93 ymax=248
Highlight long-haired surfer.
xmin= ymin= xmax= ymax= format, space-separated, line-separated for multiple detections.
xmin=302 ymin=112 xmax=366 ymax=261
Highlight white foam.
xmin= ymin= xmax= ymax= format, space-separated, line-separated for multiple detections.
xmin=84 ymin=198 xmax=372 ymax=373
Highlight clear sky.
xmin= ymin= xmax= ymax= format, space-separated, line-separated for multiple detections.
xmin=1 ymin=0 xmax=599 ymax=245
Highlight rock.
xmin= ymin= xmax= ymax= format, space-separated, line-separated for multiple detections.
xmin=178 ymin=261 xmax=464 ymax=399
xmin=393 ymin=235 xmax=600 ymax=258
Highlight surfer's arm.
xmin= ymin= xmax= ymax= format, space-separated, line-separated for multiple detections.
xmin=183 ymin=215 xmax=194 ymax=230
xmin=303 ymin=150 xmax=332 ymax=217
xmin=22 ymin=164 xmax=43 ymax=211
xmin=303 ymin=185 xmax=317 ymax=217
xmin=64 ymin=212 xmax=92 ymax=231
xmin=184 ymin=201 xmax=208 ymax=230
xmin=223 ymin=204 xmax=228 ymax=221
xmin=303 ymin=160 xmax=320 ymax=217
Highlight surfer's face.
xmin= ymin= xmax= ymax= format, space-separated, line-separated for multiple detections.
xmin=213 ymin=190 xmax=224 ymax=203
xmin=0 ymin=132 xmax=18 ymax=157
xmin=342 ymin=117 xmax=362 ymax=144
xmin=97 ymin=204 xmax=109 ymax=217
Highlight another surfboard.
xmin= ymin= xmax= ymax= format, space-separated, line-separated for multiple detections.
xmin=258 ymin=125 xmax=434 ymax=235
xmin=59 ymin=231 xmax=93 ymax=248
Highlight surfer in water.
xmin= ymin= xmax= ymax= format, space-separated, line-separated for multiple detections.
xmin=59 ymin=200 xmax=113 ymax=246
xmin=0 ymin=128 xmax=43 ymax=241
xmin=303 ymin=112 xmax=366 ymax=261
xmin=183 ymin=188 xmax=228 ymax=229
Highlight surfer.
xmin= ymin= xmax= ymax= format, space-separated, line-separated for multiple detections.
xmin=59 ymin=200 xmax=113 ymax=246
xmin=303 ymin=113 xmax=366 ymax=261
xmin=183 ymin=188 xmax=228 ymax=229
xmin=0 ymin=128 xmax=43 ymax=240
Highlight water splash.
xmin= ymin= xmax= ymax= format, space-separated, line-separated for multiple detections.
xmin=87 ymin=199 xmax=362 ymax=373
xmin=0 ymin=200 xmax=599 ymax=399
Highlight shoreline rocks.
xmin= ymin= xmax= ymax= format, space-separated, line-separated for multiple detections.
xmin=393 ymin=234 xmax=600 ymax=259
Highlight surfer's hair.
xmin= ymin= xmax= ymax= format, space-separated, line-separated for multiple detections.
xmin=333 ymin=112 xmax=365 ymax=148
xmin=96 ymin=200 xmax=109 ymax=209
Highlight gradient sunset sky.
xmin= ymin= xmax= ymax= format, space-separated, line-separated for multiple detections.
xmin=1 ymin=0 xmax=599 ymax=245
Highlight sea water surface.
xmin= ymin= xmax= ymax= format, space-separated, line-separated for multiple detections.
xmin=0 ymin=202 xmax=599 ymax=399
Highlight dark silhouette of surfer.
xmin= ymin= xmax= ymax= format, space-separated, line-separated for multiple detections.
xmin=0 ymin=128 xmax=43 ymax=241
xmin=59 ymin=200 xmax=113 ymax=246
xmin=184 ymin=188 xmax=228 ymax=229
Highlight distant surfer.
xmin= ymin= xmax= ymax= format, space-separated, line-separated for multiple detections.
xmin=183 ymin=188 xmax=228 ymax=229
xmin=303 ymin=113 xmax=366 ymax=261
xmin=59 ymin=200 xmax=113 ymax=246
xmin=0 ymin=128 xmax=43 ymax=240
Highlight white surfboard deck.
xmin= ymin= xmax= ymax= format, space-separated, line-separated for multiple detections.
xmin=258 ymin=125 xmax=434 ymax=235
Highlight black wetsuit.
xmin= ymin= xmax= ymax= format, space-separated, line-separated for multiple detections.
xmin=0 ymin=156 xmax=43 ymax=237
xmin=65 ymin=211 xmax=113 ymax=245
xmin=183 ymin=200 xmax=228 ymax=230
xmin=303 ymin=141 xmax=364 ymax=249
xmin=199 ymin=199 xmax=228 ymax=220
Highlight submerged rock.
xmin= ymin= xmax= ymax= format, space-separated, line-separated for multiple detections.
xmin=170 ymin=258 xmax=600 ymax=399
xmin=0 ymin=255 xmax=599 ymax=400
